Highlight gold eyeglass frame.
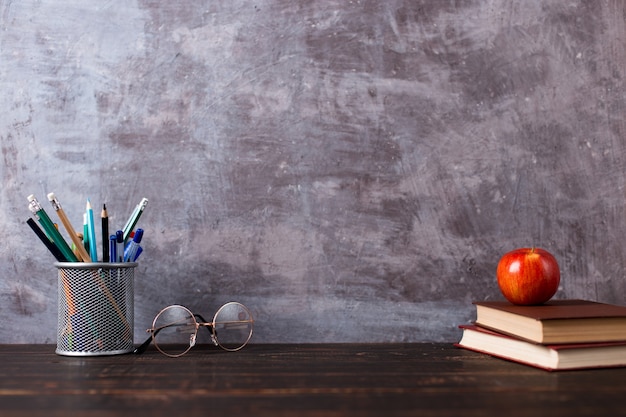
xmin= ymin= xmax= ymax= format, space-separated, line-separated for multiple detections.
xmin=134 ymin=301 xmax=254 ymax=358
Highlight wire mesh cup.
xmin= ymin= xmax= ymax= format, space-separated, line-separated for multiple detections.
xmin=55 ymin=262 xmax=136 ymax=356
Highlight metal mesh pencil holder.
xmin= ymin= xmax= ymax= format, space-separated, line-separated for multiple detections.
xmin=55 ymin=262 xmax=137 ymax=356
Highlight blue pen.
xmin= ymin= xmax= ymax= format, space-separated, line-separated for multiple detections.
xmin=109 ymin=235 xmax=118 ymax=264
xmin=124 ymin=229 xmax=143 ymax=262
xmin=133 ymin=246 xmax=143 ymax=261
xmin=115 ymin=230 xmax=124 ymax=262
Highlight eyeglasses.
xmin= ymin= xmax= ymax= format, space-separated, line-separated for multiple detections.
xmin=134 ymin=302 xmax=254 ymax=357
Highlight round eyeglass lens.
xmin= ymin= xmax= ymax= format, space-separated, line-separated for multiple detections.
xmin=152 ymin=305 xmax=197 ymax=357
xmin=212 ymin=302 xmax=254 ymax=351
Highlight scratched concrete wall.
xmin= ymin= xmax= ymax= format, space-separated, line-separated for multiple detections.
xmin=1 ymin=0 xmax=625 ymax=344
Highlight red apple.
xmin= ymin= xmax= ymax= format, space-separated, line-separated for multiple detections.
xmin=496 ymin=247 xmax=560 ymax=305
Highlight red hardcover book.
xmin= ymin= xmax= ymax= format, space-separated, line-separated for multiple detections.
xmin=456 ymin=324 xmax=626 ymax=371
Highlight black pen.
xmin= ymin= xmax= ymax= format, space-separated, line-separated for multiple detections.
xmin=26 ymin=218 xmax=67 ymax=262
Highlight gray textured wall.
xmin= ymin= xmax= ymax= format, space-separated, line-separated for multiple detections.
xmin=1 ymin=0 xmax=625 ymax=344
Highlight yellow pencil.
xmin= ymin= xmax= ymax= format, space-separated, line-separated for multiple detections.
xmin=47 ymin=192 xmax=92 ymax=262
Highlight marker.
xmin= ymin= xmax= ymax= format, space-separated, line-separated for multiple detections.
xmin=122 ymin=197 xmax=148 ymax=242
xmin=123 ymin=228 xmax=143 ymax=262
xmin=26 ymin=218 xmax=67 ymax=262
xmin=86 ymin=199 xmax=98 ymax=262
xmin=116 ymin=230 xmax=124 ymax=262
xmin=27 ymin=194 xmax=77 ymax=262
xmin=109 ymin=235 xmax=118 ymax=264
xmin=47 ymin=192 xmax=91 ymax=262
xmin=101 ymin=204 xmax=109 ymax=262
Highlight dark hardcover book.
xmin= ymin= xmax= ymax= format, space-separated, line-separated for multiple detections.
xmin=473 ymin=299 xmax=626 ymax=344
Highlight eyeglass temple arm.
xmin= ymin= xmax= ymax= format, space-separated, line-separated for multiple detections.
xmin=134 ymin=315 xmax=211 ymax=354
xmin=133 ymin=327 xmax=165 ymax=355
xmin=133 ymin=336 xmax=152 ymax=354
xmin=133 ymin=314 xmax=213 ymax=355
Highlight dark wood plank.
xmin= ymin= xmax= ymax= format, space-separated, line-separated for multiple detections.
xmin=1 ymin=344 xmax=626 ymax=416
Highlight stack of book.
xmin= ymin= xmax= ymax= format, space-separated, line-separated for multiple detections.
xmin=455 ymin=299 xmax=626 ymax=371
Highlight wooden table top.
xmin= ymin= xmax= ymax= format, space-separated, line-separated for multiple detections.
xmin=1 ymin=343 xmax=625 ymax=416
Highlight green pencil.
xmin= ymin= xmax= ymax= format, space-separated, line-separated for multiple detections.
xmin=28 ymin=194 xmax=78 ymax=262
xmin=122 ymin=197 xmax=148 ymax=242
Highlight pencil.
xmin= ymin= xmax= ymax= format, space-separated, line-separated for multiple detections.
xmin=122 ymin=197 xmax=148 ymax=242
xmin=47 ymin=193 xmax=91 ymax=262
xmin=86 ymin=199 xmax=98 ymax=262
xmin=26 ymin=218 xmax=67 ymax=262
xmin=83 ymin=213 xmax=89 ymax=254
xmin=101 ymin=204 xmax=109 ymax=262
xmin=27 ymin=194 xmax=78 ymax=262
